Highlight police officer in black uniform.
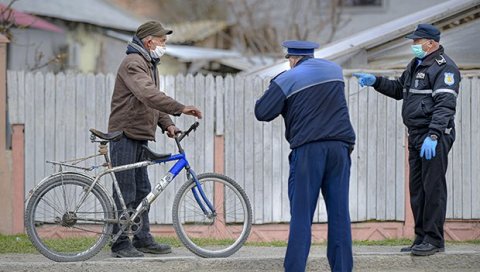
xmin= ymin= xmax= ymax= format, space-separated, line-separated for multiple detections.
xmin=354 ymin=24 xmax=460 ymax=256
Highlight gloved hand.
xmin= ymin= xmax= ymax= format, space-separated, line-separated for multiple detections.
xmin=352 ymin=73 xmax=376 ymax=88
xmin=420 ymin=136 xmax=438 ymax=160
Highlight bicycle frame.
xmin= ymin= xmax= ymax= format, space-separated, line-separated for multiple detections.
xmin=72 ymin=122 xmax=215 ymax=238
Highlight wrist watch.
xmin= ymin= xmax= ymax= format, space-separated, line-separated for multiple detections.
xmin=430 ymin=134 xmax=438 ymax=141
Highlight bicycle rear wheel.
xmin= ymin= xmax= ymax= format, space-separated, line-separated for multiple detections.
xmin=25 ymin=173 xmax=114 ymax=262
xmin=172 ymin=173 xmax=252 ymax=258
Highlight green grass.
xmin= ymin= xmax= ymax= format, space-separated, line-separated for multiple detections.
xmin=0 ymin=234 xmax=478 ymax=254
xmin=0 ymin=234 xmax=37 ymax=254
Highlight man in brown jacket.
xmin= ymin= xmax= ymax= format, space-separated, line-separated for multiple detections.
xmin=108 ymin=21 xmax=202 ymax=258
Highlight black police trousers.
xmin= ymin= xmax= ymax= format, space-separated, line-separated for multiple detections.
xmin=408 ymin=130 xmax=455 ymax=248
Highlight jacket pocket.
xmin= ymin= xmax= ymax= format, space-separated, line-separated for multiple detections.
xmin=420 ymin=97 xmax=434 ymax=116
xmin=402 ymin=95 xmax=432 ymax=127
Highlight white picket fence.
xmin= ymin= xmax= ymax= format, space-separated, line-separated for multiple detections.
xmin=6 ymin=70 xmax=480 ymax=224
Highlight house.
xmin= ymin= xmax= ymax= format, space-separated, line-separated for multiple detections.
xmin=106 ymin=19 xmax=277 ymax=75
xmin=0 ymin=0 xmax=144 ymax=73
xmin=243 ymin=0 xmax=480 ymax=77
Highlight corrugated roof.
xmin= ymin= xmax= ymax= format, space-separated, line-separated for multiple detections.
xmin=245 ymin=0 xmax=480 ymax=77
xmin=106 ymin=30 xmax=278 ymax=71
xmin=105 ymin=30 xmax=242 ymax=62
xmin=0 ymin=0 xmax=143 ymax=31
xmin=166 ymin=20 xmax=228 ymax=44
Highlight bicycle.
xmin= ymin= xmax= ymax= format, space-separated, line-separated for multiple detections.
xmin=24 ymin=122 xmax=252 ymax=262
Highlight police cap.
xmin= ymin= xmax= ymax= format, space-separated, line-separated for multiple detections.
xmin=282 ymin=40 xmax=319 ymax=59
xmin=405 ymin=24 xmax=440 ymax=42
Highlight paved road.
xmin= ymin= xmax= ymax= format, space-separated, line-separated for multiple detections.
xmin=0 ymin=245 xmax=479 ymax=272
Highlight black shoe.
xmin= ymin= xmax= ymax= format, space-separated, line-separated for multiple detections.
xmin=411 ymin=242 xmax=445 ymax=256
xmin=400 ymin=242 xmax=422 ymax=252
xmin=111 ymin=246 xmax=144 ymax=258
xmin=134 ymin=242 xmax=172 ymax=254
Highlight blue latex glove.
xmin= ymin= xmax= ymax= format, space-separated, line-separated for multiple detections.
xmin=352 ymin=73 xmax=376 ymax=88
xmin=420 ymin=136 xmax=438 ymax=160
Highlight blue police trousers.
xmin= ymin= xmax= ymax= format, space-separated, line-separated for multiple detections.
xmin=110 ymin=136 xmax=155 ymax=252
xmin=284 ymin=140 xmax=353 ymax=272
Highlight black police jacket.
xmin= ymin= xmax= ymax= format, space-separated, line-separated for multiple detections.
xmin=372 ymin=46 xmax=460 ymax=138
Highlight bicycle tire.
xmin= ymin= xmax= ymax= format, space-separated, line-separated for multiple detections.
xmin=172 ymin=173 xmax=252 ymax=258
xmin=25 ymin=173 xmax=114 ymax=262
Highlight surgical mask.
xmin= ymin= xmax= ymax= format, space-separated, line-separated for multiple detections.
xmin=151 ymin=46 xmax=166 ymax=58
xmin=410 ymin=41 xmax=429 ymax=59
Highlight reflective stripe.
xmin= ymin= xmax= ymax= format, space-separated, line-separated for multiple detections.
xmin=433 ymin=88 xmax=457 ymax=97
xmin=286 ymin=79 xmax=344 ymax=99
xmin=409 ymin=89 xmax=433 ymax=94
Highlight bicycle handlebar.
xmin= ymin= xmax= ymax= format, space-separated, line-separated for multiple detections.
xmin=177 ymin=122 xmax=199 ymax=142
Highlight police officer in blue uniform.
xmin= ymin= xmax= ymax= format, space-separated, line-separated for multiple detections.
xmin=353 ymin=24 xmax=460 ymax=256
xmin=255 ymin=40 xmax=355 ymax=272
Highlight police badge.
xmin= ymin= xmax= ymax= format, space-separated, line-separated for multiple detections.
xmin=444 ymin=73 xmax=455 ymax=86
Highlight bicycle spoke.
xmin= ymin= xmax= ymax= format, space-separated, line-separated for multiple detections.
xmin=173 ymin=173 xmax=252 ymax=258
xmin=25 ymin=175 xmax=113 ymax=262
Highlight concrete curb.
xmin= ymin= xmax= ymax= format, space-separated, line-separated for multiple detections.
xmin=0 ymin=245 xmax=478 ymax=272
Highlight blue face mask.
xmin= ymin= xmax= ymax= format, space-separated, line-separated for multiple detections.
xmin=411 ymin=41 xmax=430 ymax=59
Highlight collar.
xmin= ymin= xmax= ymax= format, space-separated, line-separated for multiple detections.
xmin=293 ymin=56 xmax=313 ymax=68
xmin=416 ymin=46 xmax=445 ymax=67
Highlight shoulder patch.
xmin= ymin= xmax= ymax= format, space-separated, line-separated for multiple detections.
xmin=435 ymin=55 xmax=446 ymax=66
xmin=444 ymin=72 xmax=455 ymax=86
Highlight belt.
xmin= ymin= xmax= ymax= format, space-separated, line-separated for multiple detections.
xmin=408 ymin=127 xmax=453 ymax=136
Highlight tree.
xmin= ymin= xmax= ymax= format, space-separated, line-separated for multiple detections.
xmin=0 ymin=0 xmax=20 ymax=40
xmin=227 ymin=0 xmax=344 ymax=57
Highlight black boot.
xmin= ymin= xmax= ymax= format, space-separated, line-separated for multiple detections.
xmin=400 ymin=242 xmax=421 ymax=252
xmin=411 ymin=242 xmax=445 ymax=256
xmin=111 ymin=245 xmax=144 ymax=258
xmin=134 ymin=241 xmax=172 ymax=254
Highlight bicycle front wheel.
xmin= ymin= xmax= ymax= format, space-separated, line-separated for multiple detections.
xmin=25 ymin=173 xmax=114 ymax=262
xmin=172 ymin=173 xmax=252 ymax=258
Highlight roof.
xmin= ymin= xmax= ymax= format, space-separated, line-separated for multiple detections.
xmin=105 ymin=30 xmax=242 ymax=62
xmin=166 ymin=20 xmax=228 ymax=44
xmin=0 ymin=0 xmax=143 ymax=31
xmin=106 ymin=30 xmax=278 ymax=71
xmin=245 ymin=0 xmax=480 ymax=77
xmin=0 ymin=4 xmax=63 ymax=33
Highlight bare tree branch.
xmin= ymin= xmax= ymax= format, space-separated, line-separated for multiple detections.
xmin=227 ymin=0 xmax=344 ymax=57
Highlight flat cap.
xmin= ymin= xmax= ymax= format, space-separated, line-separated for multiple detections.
xmin=405 ymin=24 xmax=440 ymax=42
xmin=282 ymin=40 xmax=319 ymax=58
xmin=136 ymin=21 xmax=172 ymax=39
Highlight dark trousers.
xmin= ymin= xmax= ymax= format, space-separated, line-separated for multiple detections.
xmin=110 ymin=136 xmax=154 ymax=252
xmin=408 ymin=130 xmax=455 ymax=248
xmin=284 ymin=141 xmax=353 ymax=272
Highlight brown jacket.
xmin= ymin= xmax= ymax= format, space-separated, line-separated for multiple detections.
xmin=108 ymin=44 xmax=184 ymax=141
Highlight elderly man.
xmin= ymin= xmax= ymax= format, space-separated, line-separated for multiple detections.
xmin=354 ymin=24 xmax=460 ymax=256
xmin=108 ymin=21 xmax=202 ymax=258
xmin=255 ymin=40 xmax=355 ymax=272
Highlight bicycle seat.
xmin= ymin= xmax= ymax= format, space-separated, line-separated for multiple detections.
xmin=142 ymin=145 xmax=171 ymax=160
xmin=89 ymin=128 xmax=123 ymax=142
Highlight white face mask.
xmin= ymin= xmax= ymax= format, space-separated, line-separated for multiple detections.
xmin=151 ymin=46 xmax=166 ymax=58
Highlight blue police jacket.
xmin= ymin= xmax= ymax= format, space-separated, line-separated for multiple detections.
xmin=255 ymin=57 xmax=356 ymax=149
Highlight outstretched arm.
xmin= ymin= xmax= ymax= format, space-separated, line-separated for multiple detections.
xmin=254 ymin=80 xmax=286 ymax=122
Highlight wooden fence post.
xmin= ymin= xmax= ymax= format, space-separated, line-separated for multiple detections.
xmin=0 ymin=34 xmax=15 ymax=234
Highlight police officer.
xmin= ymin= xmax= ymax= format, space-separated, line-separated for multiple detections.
xmin=255 ymin=40 xmax=355 ymax=272
xmin=353 ymin=24 xmax=460 ymax=256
